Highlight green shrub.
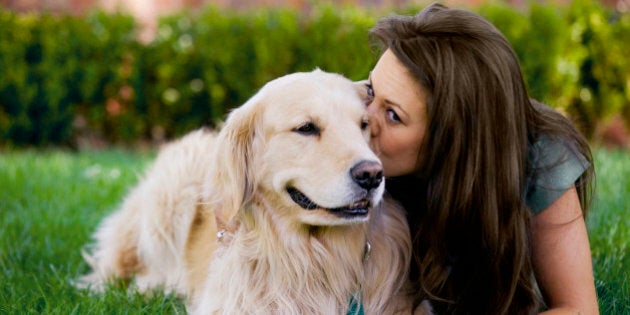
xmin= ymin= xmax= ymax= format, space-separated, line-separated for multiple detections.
xmin=132 ymin=5 xmax=376 ymax=140
xmin=0 ymin=1 xmax=628 ymax=147
xmin=564 ymin=0 xmax=630 ymax=135
xmin=0 ymin=11 xmax=136 ymax=146
xmin=480 ymin=0 xmax=630 ymax=136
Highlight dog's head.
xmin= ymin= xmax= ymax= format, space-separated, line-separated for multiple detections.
xmin=212 ymin=69 xmax=383 ymax=227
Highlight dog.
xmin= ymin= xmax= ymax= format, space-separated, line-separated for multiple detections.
xmin=78 ymin=70 xmax=424 ymax=314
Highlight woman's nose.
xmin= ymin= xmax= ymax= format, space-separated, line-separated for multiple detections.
xmin=366 ymin=105 xmax=380 ymax=137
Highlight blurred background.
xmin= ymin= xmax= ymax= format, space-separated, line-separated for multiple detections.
xmin=0 ymin=0 xmax=629 ymax=150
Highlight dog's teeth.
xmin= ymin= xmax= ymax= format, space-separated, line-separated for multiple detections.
xmin=349 ymin=200 xmax=369 ymax=209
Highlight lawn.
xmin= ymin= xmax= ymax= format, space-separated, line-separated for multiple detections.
xmin=0 ymin=148 xmax=628 ymax=314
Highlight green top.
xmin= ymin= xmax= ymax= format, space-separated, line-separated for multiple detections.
xmin=525 ymin=136 xmax=590 ymax=214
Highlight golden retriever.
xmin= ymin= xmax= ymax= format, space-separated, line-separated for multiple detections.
xmin=79 ymin=70 xmax=425 ymax=314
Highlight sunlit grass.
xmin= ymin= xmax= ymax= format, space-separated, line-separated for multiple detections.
xmin=0 ymin=149 xmax=184 ymax=314
xmin=588 ymin=149 xmax=630 ymax=314
xmin=0 ymin=148 xmax=627 ymax=313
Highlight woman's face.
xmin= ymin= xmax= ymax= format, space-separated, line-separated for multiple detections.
xmin=366 ymin=49 xmax=428 ymax=177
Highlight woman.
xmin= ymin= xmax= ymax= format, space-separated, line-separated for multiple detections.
xmin=365 ymin=3 xmax=598 ymax=314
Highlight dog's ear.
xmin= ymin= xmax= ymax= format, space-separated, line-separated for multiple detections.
xmin=211 ymin=96 xmax=260 ymax=227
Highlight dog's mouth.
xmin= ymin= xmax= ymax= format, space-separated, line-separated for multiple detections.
xmin=286 ymin=187 xmax=371 ymax=217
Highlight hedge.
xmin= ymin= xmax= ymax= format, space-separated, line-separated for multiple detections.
xmin=479 ymin=0 xmax=630 ymax=137
xmin=0 ymin=11 xmax=138 ymax=146
xmin=0 ymin=0 xmax=628 ymax=147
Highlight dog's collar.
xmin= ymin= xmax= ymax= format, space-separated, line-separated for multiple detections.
xmin=215 ymin=212 xmax=239 ymax=242
xmin=214 ymin=206 xmax=371 ymax=262
xmin=218 ymin=230 xmax=371 ymax=263
xmin=217 ymin=231 xmax=371 ymax=256
xmin=363 ymin=240 xmax=371 ymax=263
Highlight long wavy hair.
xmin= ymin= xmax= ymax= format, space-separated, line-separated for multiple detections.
xmin=370 ymin=3 xmax=594 ymax=314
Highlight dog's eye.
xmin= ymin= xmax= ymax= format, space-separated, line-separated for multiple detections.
xmin=361 ymin=119 xmax=369 ymax=131
xmin=293 ymin=122 xmax=320 ymax=136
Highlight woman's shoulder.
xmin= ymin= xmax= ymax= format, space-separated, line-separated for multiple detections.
xmin=525 ymin=135 xmax=591 ymax=214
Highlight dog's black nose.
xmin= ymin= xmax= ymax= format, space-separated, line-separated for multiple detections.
xmin=350 ymin=160 xmax=383 ymax=190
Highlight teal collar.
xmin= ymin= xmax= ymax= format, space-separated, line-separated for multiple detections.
xmin=347 ymin=293 xmax=364 ymax=315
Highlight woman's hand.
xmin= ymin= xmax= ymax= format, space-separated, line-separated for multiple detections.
xmin=531 ymin=186 xmax=599 ymax=315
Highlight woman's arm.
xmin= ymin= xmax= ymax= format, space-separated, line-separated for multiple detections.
xmin=531 ymin=186 xmax=599 ymax=315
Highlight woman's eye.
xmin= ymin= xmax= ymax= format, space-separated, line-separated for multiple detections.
xmin=366 ymin=83 xmax=374 ymax=98
xmin=293 ymin=122 xmax=320 ymax=136
xmin=365 ymin=83 xmax=375 ymax=105
xmin=387 ymin=109 xmax=401 ymax=123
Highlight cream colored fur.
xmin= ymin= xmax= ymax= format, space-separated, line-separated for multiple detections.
xmin=79 ymin=70 xmax=427 ymax=314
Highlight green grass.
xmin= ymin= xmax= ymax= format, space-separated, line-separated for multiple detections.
xmin=0 ymin=149 xmax=185 ymax=314
xmin=1 ymin=148 xmax=628 ymax=314
xmin=588 ymin=149 xmax=630 ymax=314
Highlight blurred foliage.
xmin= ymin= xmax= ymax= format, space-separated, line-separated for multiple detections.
xmin=0 ymin=0 xmax=628 ymax=147
xmin=479 ymin=0 xmax=630 ymax=136
xmin=0 ymin=11 xmax=137 ymax=146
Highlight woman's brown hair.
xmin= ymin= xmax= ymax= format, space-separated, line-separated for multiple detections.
xmin=370 ymin=3 xmax=594 ymax=314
